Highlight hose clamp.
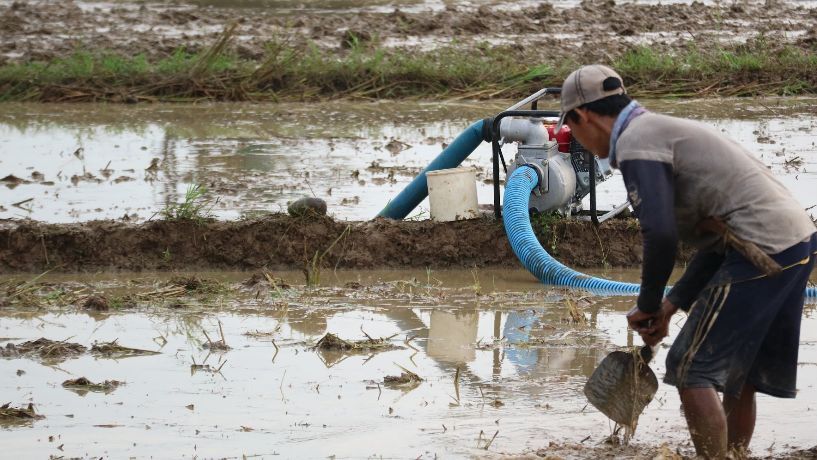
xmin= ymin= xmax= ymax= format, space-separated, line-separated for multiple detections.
xmin=521 ymin=161 xmax=548 ymax=196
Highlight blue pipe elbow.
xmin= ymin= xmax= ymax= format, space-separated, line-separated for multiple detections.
xmin=378 ymin=119 xmax=486 ymax=219
xmin=502 ymin=165 xmax=817 ymax=300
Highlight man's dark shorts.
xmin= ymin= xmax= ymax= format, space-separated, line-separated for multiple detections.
xmin=664 ymin=232 xmax=817 ymax=398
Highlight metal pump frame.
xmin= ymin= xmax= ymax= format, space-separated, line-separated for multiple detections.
xmin=487 ymin=87 xmax=602 ymax=226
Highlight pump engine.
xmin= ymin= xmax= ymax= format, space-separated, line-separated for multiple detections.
xmin=498 ymin=117 xmax=612 ymax=215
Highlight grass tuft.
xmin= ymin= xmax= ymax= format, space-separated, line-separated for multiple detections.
xmin=161 ymin=184 xmax=216 ymax=223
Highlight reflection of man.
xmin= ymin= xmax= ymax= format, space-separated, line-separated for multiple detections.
xmin=556 ymin=65 xmax=817 ymax=458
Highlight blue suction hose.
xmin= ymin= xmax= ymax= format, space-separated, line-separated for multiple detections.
xmin=377 ymin=120 xmax=488 ymax=219
xmin=503 ymin=165 xmax=817 ymax=300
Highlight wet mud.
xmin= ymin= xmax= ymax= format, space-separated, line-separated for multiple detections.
xmin=0 ymin=214 xmax=692 ymax=273
xmin=1 ymin=0 xmax=815 ymax=66
xmin=0 ymin=273 xmax=815 ymax=457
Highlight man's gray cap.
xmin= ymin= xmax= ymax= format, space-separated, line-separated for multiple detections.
xmin=556 ymin=65 xmax=626 ymax=131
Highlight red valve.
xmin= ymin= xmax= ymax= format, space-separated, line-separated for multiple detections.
xmin=546 ymin=124 xmax=572 ymax=153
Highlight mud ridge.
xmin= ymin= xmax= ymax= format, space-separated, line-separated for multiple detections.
xmin=0 ymin=214 xmax=692 ymax=273
xmin=1 ymin=0 xmax=815 ymax=65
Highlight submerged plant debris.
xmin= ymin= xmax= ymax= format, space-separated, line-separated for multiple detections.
xmin=90 ymin=340 xmax=159 ymax=359
xmin=202 ymin=321 xmax=231 ymax=351
xmin=190 ymin=356 xmax=227 ymax=376
xmin=0 ymin=403 xmax=44 ymax=423
xmin=242 ymin=272 xmax=291 ymax=291
xmin=167 ymin=276 xmax=225 ymax=294
xmin=62 ymin=377 xmax=122 ymax=394
xmin=315 ymin=332 xmax=399 ymax=352
xmin=0 ymin=338 xmax=86 ymax=362
xmin=383 ymin=365 xmax=423 ymax=389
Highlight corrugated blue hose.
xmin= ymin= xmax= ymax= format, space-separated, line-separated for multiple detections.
xmin=503 ymin=165 xmax=817 ymax=300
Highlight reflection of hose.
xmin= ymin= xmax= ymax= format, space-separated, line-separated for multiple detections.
xmin=503 ymin=165 xmax=817 ymax=300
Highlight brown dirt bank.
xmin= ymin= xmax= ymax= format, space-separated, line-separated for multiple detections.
xmin=0 ymin=214 xmax=693 ymax=273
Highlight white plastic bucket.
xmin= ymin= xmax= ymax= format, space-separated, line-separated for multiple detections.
xmin=426 ymin=167 xmax=479 ymax=222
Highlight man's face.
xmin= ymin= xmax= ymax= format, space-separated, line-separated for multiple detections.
xmin=565 ymin=109 xmax=610 ymax=159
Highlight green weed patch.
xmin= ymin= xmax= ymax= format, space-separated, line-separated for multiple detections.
xmin=1 ymin=26 xmax=815 ymax=102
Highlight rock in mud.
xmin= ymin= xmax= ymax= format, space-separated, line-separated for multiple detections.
xmin=80 ymin=294 xmax=109 ymax=311
xmin=288 ymin=197 xmax=327 ymax=217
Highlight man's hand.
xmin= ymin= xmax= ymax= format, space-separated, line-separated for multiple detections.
xmin=626 ymin=299 xmax=679 ymax=346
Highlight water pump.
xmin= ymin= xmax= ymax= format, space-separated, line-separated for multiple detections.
xmin=500 ymin=118 xmax=612 ymax=215
xmin=487 ymin=87 xmax=624 ymax=224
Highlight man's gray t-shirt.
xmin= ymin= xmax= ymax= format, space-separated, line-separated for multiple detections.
xmin=615 ymin=112 xmax=815 ymax=312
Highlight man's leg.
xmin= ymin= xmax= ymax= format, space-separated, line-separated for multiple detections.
xmin=723 ymin=384 xmax=756 ymax=454
xmin=679 ymin=387 xmax=727 ymax=459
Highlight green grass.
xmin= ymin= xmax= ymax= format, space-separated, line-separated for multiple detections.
xmin=530 ymin=211 xmax=563 ymax=254
xmin=161 ymin=184 xmax=215 ymax=223
xmin=1 ymin=25 xmax=815 ymax=102
xmin=613 ymin=41 xmax=817 ymax=96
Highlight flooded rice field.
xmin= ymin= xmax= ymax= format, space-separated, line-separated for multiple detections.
xmin=180 ymin=0 xmax=789 ymax=13
xmin=1 ymin=269 xmax=816 ymax=458
xmin=1 ymin=98 xmax=816 ymax=223
xmin=2 ymin=0 xmax=816 ymax=68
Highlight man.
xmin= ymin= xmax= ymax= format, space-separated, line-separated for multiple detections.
xmin=555 ymin=64 xmax=817 ymax=458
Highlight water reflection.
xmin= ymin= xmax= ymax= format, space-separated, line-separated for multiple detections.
xmin=1 ymin=99 xmax=815 ymax=222
xmin=1 ymin=286 xmax=816 ymax=457
xmin=427 ymin=309 xmax=479 ymax=363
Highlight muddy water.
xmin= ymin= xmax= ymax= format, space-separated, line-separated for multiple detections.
xmin=1 ymin=98 xmax=816 ymax=223
xmin=0 ymin=269 xmax=816 ymax=458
